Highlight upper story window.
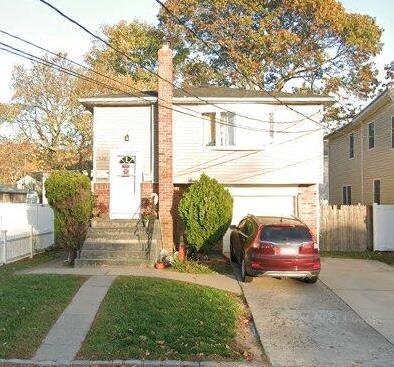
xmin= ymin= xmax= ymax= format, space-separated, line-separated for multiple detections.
xmin=349 ymin=133 xmax=354 ymax=159
xmin=368 ymin=122 xmax=375 ymax=149
xmin=373 ymin=179 xmax=381 ymax=204
xmin=342 ymin=185 xmax=352 ymax=205
xmin=202 ymin=112 xmax=235 ymax=147
xmin=391 ymin=116 xmax=394 ymax=149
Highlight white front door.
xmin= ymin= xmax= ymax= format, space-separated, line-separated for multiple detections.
xmin=109 ymin=150 xmax=141 ymax=219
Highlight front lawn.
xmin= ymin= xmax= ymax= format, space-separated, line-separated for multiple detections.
xmin=170 ymin=255 xmax=234 ymax=275
xmin=79 ymin=277 xmax=256 ymax=361
xmin=0 ymin=253 xmax=85 ymax=358
xmin=321 ymin=250 xmax=394 ymax=266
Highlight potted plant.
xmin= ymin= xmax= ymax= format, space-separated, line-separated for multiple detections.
xmin=154 ymin=249 xmax=174 ymax=269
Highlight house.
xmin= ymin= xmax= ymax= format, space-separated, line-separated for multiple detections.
xmin=0 ymin=185 xmax=29 ymax=203
xmin=326 ymin=87 xmax=394 ymax=205
xmin=79 ymin=44 xmax=333 ymax=252
xmin=16 ymin=172 xmax=49 ymax=204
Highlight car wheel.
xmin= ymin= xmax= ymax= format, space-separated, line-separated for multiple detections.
xmin=304 ymin=275 xmax=318 ymax=284
xmin=241 ymin=257 xmax=252 ymax=283
xmin=230 ymin=244 xmax=237 ymax=263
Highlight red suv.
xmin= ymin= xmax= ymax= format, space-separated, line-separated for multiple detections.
xmin=230 ymin=216 xmax=320 ymax=283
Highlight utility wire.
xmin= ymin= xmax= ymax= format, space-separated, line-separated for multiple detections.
xmin=0 ymin=30 xmax=320 ymax=134
xmin=0 ymin=40 xmax=320 ymax=134
xmin=155 ymin=0 xmax=331 ymax=129
xmin=37 ymin=0 xmax=323 ymax=127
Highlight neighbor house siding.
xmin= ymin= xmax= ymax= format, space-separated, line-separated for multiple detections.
xmin=329 ymin=98 xmax=394 ymax=205
xmin=361 ymin=102 xmax=394 ymax=204
xmin=93 ymin=106 xmax=153 ymax=183
xmin=173 ymin=103 xmax=324 ymax=185
xmin=328 ymin=127 xmax=362 ymax=204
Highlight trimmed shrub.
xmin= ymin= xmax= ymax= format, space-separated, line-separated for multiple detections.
xmin=178 ymin=174 xmax=233 ymax=252
xmin=45 ymin=171 xmax=92 ymax=263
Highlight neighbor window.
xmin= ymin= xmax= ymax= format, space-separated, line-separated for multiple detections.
xmin=391 ymin=117 xmax=394 ymax=148
xmin=373 ymin=179 xmax=381 ymax=204
xmin=342 ymin=185 xmax=352 ymax=205
xmin=368 ymin=122 xmax=375 ymax=149
xmin=203 ymin=112 xmax=235 ymax=147
xmin=269 ymin=112 xmax=275 ymax=141
xmin=349 ymin=133 xmax=354 ymax=159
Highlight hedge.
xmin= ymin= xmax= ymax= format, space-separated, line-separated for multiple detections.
xmin=178 ymin=174 xmax=233 ymax=252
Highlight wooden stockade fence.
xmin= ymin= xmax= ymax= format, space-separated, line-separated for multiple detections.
xmin=319 ymin=204 xmax=373 ymax=251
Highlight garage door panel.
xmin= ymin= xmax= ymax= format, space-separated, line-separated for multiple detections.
xmin=232 ymin=195 xmax=295 ymax=224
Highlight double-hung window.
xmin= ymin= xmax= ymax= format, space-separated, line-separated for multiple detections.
xmin=203 ymin=112 xmax=235 ymax=147
xmin=349 ymin=133 xmax=354 ymax=159
xmin=368 ymin=122 xmax=375 ymax=149
xmin=373 ymin=179 xmax=381 ymax=204
xmin=342 ymin=185 xmax=352 ymax=205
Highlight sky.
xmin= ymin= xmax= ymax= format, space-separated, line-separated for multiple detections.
xmin=0 ymin=0 xmax=393 ymax=103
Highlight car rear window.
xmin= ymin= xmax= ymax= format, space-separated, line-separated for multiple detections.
xmin=261 ymin=225 xmax=312 ymax=244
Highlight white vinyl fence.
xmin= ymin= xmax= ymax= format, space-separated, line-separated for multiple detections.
xmin=0 ymin=203 xmax=54 ymax=265
xmin=373 ymin=203 xmax=394 ymax=251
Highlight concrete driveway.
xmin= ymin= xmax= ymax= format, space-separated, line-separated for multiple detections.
xmin=236 ymin=260 xmax=394 ymax=367
xmin=320 ymin=257 xmax=394 ymax=344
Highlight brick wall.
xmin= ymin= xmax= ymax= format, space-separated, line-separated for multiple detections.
xmin=157 ymin=44 xmax=174 ymax=251
xmin=298 ymin=184 xmax=318 ymax=240
xmin=93 ymin=183 xmax=110 ymax=216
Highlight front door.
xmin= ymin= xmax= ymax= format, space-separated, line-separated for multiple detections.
xmin=109 ymin=150 xmax=141 ymax=219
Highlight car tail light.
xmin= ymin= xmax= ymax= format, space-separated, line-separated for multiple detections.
xmin=299 ymin=242 xmax=319 ymax=255
xmin=260 ymin=241 xmax=275 ymax=255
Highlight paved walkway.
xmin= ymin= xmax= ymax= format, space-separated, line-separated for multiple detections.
xmin=320 ymin=257 xmax=394 ymax=344
xmin=19 ymin=259 xmax=241 ymax=295
xmin=33 ymin=276 xmax=115 ymax=363
xmin=233 ymin=263 xmax=394 ymax=367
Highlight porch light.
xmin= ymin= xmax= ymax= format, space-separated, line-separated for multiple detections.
xmin=124 ymin=133 xmax=129 ymax=142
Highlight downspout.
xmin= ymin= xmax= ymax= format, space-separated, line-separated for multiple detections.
xmin=150 ymin=103 xmax=154 ymax=181
xmin=360 ymin=125 xmax=364 ymax=204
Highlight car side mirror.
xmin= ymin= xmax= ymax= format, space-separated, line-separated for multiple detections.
xmin=230 ymin=224 xmax=237 ymax=230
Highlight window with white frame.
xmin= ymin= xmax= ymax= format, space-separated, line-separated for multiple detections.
xmin=368 ymin=122 xmax=375 ymax=149
xmin=202 ymin=112 xmax=235 ymax=147
xmin=391 ymin=116 xmax=394 ymax=149
xmin=349 ymin=132 xmax=354 ymax=159
xmin=342 ymin=185 xmax=352 ymax=205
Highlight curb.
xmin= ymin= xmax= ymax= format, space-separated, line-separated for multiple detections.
xmin=0 ymin=359 xmax=260 ymax=367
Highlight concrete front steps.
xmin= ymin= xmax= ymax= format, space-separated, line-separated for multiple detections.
xmin=75 ymin=218 xmax=158 ymax=267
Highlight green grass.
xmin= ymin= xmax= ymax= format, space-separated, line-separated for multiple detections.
xmin=321 ymin=250 xmax=394 ymax=266
xmin=170 ymin=256 xmax=234 ymax=275
xmin=0 ymin=252 xmax=85 ymax=358
xmin=80 ymin=277 xmax=244 ymax=361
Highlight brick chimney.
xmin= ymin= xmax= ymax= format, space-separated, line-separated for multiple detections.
xmin=157 ymin=43 xmax=174 ymax=250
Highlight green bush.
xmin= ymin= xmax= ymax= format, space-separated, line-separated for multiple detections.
xmin=178 ymin=174 xmax=233 ymax=252
xmin=45 ymin=171 xmax=92 ymax=263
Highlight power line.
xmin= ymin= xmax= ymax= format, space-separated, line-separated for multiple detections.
xmin=155 ymin=0 xmax=331 ymax=129
xmin=37 ymin=0 xmax=323 ymax=127
xmin=0 ymin=40 xmax=321 ymax=135
xmin=0 ymin=31 xmax=321 ymax=134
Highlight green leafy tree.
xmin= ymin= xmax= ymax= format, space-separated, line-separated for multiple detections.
xmin=179 ymin=174 xmax=233 ymax=252
xmin=159 ymin=0 xmax=383 ymax=119
xmin=45 ymin=171 xmax=92 ymax=264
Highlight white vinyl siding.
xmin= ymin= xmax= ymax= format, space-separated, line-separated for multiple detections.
xmin=93 ymin=106 xmax=152 ymax=183
xmin=173 ymin=103 xmax=324 ymax=184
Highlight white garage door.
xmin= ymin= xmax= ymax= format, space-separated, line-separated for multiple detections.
xmin=231 ymin=195 xmax=295 ymax=225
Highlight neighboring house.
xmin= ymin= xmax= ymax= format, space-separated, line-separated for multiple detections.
xmin=16 ymin=172 xmax=49 ymax=204
xmin=79 ymin=44 xmax=333 ymax=250
xmin=326 ymin=87 xmax=394 ymax=205
xmin=0 ymin=185 xmax=29 ymax=203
